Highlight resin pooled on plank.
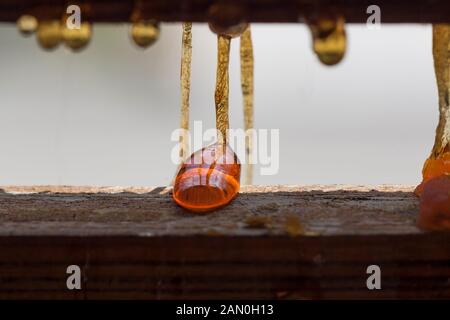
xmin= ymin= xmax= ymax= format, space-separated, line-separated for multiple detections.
xmin=173 ymin=143 xmax=240 ymax=212
xmin=418 ymin=175 xmax=450 ymax=230
xmin=173 ymin=35 xmax=241 ymax=212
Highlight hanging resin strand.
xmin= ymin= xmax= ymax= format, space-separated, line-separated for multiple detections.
xmin=415 ymin=25 xmax=450 ymax=196
xmin=179 ymin=22 xmax=192 ymax=161
xmin=240 ymin=26 xmax=254 ymax=185
xmin=309 ymin=16 xmax=346 ymax=66
xmin=173 ymin=35 xmax=241 ymax=212
xmin=215 ymin=35 xmax=231 ymax=144
xmin=416 ymin=25 xmax=450 ymax=230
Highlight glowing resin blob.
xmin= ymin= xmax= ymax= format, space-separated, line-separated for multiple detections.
xmin=418 ymin=175 xmax=450 ymax=230
xmin=173 ymin=143 xmax=241 ymax=213
xmin=415 ymin=151 xmax=450 ymax=195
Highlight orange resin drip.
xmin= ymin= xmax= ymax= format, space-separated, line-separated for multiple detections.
xmin=173 ymin=143 xmax=241 ymax=212
xmin=418 ymin=175 xmax=450 ymax=230
xmin=415 ymin=151 xmax=450 ymax=196
xmin=416 ymin=26 xmax=450 ymax=196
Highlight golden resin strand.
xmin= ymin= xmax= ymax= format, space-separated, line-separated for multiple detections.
xmin=215 ymin=35 xmax=231 ymax=145
xmin=431 ymin=24 xmax=450 ymax=157
xmin=172 ymin=33 xmax=240 ymax=213
xmin=416 ymin=25 xmax=450 ymax=230
xmin=180 ymin=22 xmax=192 ymax=161
xmin=240 ymin=26 xmax=254 ymax=184
xmin=415 ymin=25 xmax=450 ymax=195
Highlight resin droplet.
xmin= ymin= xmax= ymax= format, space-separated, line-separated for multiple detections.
xmin=36 ymin=20 xmax=62 ymax=50
xmin=62 ymin=22 xmax=92 ymax=51
xmin=417 ymin=175 xmax=450 ymax=230
xmin=131 ymin=21 xmax=160 ymax=48
xmin=173 ymin=143 xmax=241 ymax=212
xmin=415 ymin=151 xmax=450 ymax=196
xmin=17 ymin=15 xmax=38 ymax=36
xmin=309 ymin=17 xmax=346 ymax=66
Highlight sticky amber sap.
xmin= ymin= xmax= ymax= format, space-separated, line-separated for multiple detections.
xmin=415 ymin=151 xmax=450 ymax=196
xmin=173 ymin=143 xmax=240 ymax=212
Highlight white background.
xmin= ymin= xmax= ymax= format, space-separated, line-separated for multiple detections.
xmin=0 ymin=23 xmax=437 ymax=186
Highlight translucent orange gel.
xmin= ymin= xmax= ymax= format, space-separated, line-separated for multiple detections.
xmin=173 ymin=143 xmax=240 ymax=212
xmin=415 ymin=151 xmax=450 ymax=196
xmin=418 ymin=175 xmax=450 ymax=230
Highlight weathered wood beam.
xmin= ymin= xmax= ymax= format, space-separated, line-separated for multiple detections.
xmin=0 ymin=0 xmax=450 ymax=24
xmin=2 ymin=185 xmax=448 ymax=299
xmin=0 ymin=185 xmax=418 ymax=236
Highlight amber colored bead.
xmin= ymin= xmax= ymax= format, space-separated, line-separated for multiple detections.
xmin=62 ymin=22 xmax=92 ymax=51
xmin=36 ymin=20 xmax=62 ymax=50
xmin=173 ymin=143 xmax=241 ymax=212
xmin=417 ymin=175 xmax=450 ymax=230
xmin=17 ymin=15 xmax=38 ymax=36
xmin=310 ymin=17 xmax=346 ymax=66
xmin=415 ymin=151 xmax=450 ymax=196
xmin=131 ymin=21 xmax=160 ymax=48
xmin=207 ymin=2 xmax=248 ymax=38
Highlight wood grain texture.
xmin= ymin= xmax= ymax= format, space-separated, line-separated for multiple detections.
xmin=1 ymin=0 xmax=450 ymax=23
xmin=1 ymin=185 xmax=449 ymax=300
xmin=0 ymin=185 xmax=418 ymax=236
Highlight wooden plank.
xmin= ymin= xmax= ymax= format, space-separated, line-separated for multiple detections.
xmin=1 ymin=0 xmax=450 ymax=23
xmin=0 ymin=185 xmax=449 ymax=299
xmin=0 ymin=185 xmax=418 ymax=236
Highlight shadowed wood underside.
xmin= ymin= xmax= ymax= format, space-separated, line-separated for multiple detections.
xmin=1 ymin=1 xmax=450 ymax=23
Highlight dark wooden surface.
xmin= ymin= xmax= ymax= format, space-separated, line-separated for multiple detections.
xmin=1 ymin=185 xmax=450 ymax=299
xmin=1 ymin=0 xmax=450 ymax=23
xmin=2 ymin=234 xmax=450 ymax=299
xmin=0 ymin=185 xmax=419 ymax=236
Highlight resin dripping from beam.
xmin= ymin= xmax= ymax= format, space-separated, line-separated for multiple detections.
xmin=416 ymin=25 xmax=450 ymax=196
xmin=173 ymin=34 xmax=241 ymax=213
